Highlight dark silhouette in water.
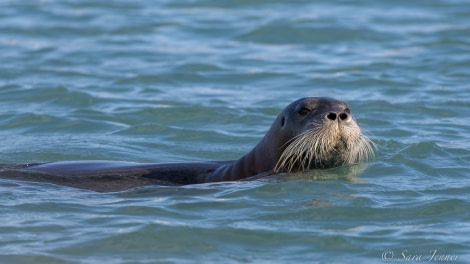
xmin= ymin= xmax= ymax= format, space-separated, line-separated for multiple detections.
xmin=0 ymin=97 xmax=375 ymax=192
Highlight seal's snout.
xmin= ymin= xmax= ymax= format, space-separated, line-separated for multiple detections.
xmin=324 ymin=111 xmax=351 ymax=122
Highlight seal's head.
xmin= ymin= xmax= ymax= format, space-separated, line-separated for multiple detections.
xmin=272 ymin=97 xmax=375 ymax=173
xmin=206 ymin=96 xmax=375 ymax=182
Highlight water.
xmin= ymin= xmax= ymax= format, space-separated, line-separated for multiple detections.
xmin=1 ymin=0 xmax=470 ymax=263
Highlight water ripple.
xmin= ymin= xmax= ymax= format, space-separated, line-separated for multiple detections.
xmin=1 ymin=0 xmax=470 ymax=263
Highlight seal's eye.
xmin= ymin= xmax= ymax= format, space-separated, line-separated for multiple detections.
xmin=344 ymin=108 xmax=351 ymax=114
xmin=298 ymin=107 xmax=310 ymax=116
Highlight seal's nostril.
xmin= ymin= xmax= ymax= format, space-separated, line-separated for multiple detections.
xmin=339 ymin=113 xmax=348 ymax=121
xmin=327 ymin=113 xmax=337 ymax=120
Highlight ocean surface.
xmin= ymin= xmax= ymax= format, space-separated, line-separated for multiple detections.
xmin=1 ymin=0 xmax=470 ymax=263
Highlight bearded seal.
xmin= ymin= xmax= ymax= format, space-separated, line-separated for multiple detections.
xmin=0 ymin=97 xmax=375 ymax=192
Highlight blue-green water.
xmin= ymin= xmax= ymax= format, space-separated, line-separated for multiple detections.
xmin=1 ymin=0 xmax=470 ymax=263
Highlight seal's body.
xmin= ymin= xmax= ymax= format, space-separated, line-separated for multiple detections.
xmin=0 ymin=97 xmax=375 ymax=192
xmin=0 ymin=161 xmax=230 ymax=192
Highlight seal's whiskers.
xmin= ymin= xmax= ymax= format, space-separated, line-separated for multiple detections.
xmin=274 ymin=122 xmax=375 ymax=173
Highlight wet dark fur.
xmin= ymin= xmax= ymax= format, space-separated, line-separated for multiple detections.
xmin=0 ymin=97 xmax=375 ymax=192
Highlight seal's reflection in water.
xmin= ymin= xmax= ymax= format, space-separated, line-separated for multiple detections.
xmin=272 ymin=164 xmax=371 ymax=208
xmin=249 ymin=163 xmax=370 ymax=183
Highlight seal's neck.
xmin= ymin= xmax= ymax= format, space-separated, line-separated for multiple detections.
xmin=207 ymin=134 xmax=281 ymax=182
